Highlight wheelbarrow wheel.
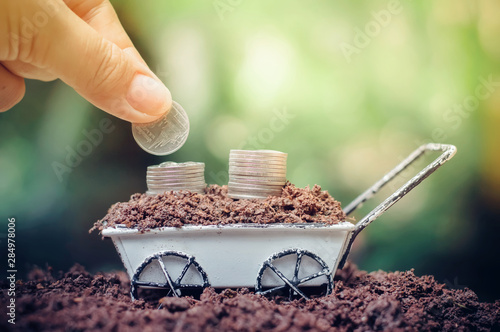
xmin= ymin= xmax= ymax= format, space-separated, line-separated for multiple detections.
xmin=130 ymin=251 xmax=210 ymax=302
xmin=255 ymin=249 xmax=333 ymax=301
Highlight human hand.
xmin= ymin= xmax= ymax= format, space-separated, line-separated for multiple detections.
xmin=0 ymin=0 xmax=171 ymax=123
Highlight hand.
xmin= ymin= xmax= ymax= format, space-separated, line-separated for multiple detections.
xmin=0 ymin=0 xmax=171 ymax=123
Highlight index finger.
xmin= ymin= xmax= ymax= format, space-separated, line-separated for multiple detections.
xmin=63 ymin=0 xmax=147 ymax=65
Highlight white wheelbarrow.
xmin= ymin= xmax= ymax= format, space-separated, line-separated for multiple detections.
xmin=102 ymin=143 xmax=456 ymax=301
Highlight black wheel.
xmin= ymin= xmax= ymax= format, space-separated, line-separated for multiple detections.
xmin=130 ymin=251 xmax=210 ymax=302
xmin=255 ymin=249 xmax=333 ymax=301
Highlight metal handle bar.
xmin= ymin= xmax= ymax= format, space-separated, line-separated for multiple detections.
xmin=338 ymin=143 xmax=457 ymax=269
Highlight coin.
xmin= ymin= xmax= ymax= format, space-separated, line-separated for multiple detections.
xmin=229 ymin=149 xmax=287 ymax=157
xmin=147 ymin=185 xmax=206 ymax=191
xmin=147 ymin=171 xmax=204 ymax=176
xmin=227 ymin=193 xmax=274 ymax=200
xmin=158 ymin=161 xmax=203 ymax=168
xmin=132 ymin=101 xmax=190 ymax=156
xmin=228 ymin=160 xmax=287 ymax=167
xmin=229 ymin=153 xmax=286 ymax=160
xmin=147 ymin=174 xmax=205 ymax=180
xmin=229 ymin=156 xmax=286 ymax=163
xmin=228 ymin=184 xmax=284 ymax=191
xmin=146 ymin=189 xmax=205 ymax=195
xmin=228 ymin=190 xmax=283 ymax=197
xmin=229 ymin=162 xmax=286 ymax=172
xmin=228 ymin=177 xmax=286 ymax=186
xmin=147 ymin=178 xmax=205 ymax=183
xmin=228 ymin=168 xmax=287 ymax=177
xmin=147 ymin=174 xmax=204 ymax=179
xmin=148 ymin=166 xmax=203 ymax=172
xmin=147 ymin=162 xmax=204 ymax=175
xmin=229 ymin=174 xmax=286 ymax=180
xmin=147 ymin=184 xmax=207 ymax=189
xmin=145 ymin=161 xmax=206 ymax=195
xmin=229 ymin=158 xmax=286 ymax=164
xmin=147 ymin=179 xmax=206 ymax=186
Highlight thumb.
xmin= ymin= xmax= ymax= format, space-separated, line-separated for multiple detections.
xmin=40 ymin=4 xmax=171 ymax=123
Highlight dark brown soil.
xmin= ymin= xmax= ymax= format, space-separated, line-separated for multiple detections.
xmin=1 ymin=263 xmax=498 ymax=331
xmin=92 ymin=183 xmax=347 ymax=233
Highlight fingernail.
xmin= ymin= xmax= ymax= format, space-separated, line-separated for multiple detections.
xmin=126 ymin=74 xmax=171 ymax=116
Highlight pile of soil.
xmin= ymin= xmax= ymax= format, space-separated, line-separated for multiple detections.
xmin=92 ymin=183 xmax=347 ymax=232
xmin=1 ymin=263 xmax=498 ymax=331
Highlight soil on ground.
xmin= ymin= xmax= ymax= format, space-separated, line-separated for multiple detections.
xmin=1 ymin=263 xmax=499 ymax=332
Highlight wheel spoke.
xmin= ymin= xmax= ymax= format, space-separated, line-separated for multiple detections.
xmin=258 ymin=285 xmax=288 ymax=296
xmin=177 ymin=284 xmax=205 ymax=289
xmin=293 ymin=251 xmax=304 ymax=282
xmin=156 ymin=258 xmax=180 ymax=297
xmin=267 ymin=263 xmax=309 ymax=300
xmin=175 ymin=257 xmax=194 ymax=284
xmin=298 ymin=269 xmax=330 ymax=284
xmin=133 ymin=281 xmax=169 ymax=288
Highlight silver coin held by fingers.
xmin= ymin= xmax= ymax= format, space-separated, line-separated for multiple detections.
xmin=132 ymin=101 xmax=190 ymax=156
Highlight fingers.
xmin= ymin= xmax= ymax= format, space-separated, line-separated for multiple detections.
xmin=2 ymin=60 xmax=58 ymax=82
xmin=64 ymin=0 xmax=150 ymax=71
xmin=41 ymin=2 xmax=171 ymax=123
xmin=0 ymin=64 xmax=25 ymax=112
xmin=63 ymin=0 xmax=136 ymax=50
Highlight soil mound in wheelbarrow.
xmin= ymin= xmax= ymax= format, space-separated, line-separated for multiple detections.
xmin=2 ymin=263 xmax=498 ymax=331
xmin=91 ymin=183 xmax=348 ymax=232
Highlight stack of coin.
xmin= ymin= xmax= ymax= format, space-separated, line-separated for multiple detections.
xmin=228 ymin=150 xmax=287 ymax=199
xmin=146 ymin=162 xmax=206 ymax=195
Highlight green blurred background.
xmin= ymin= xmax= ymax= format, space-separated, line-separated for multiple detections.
xmin=1 ymin=0 xmax=499 ymax=301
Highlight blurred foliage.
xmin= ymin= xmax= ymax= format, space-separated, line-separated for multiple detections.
xmin=1 ymin=0 xmax=499 ymax=301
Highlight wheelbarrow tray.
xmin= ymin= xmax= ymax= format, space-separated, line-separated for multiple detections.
xmin=102 ymin=222 xmax=355 ymax=288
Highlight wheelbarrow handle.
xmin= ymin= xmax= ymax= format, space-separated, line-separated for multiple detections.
xmin=337 ymin=143 xmax=456 ymax=269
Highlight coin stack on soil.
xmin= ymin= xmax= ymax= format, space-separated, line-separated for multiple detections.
xmin=146 ymin=162 xmax=206 ymax=195
xmin=228 ymin=150 xmax=287 ymax=199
